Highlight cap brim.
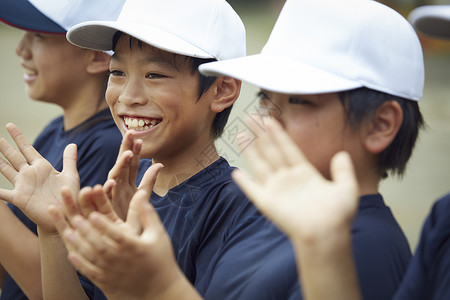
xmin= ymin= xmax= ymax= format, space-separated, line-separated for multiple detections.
xmin=199 ymin=53 xmax=362 ymax=95
xmin=0 ymin=0 xmax=65 ymax=33
xmin=409 ymin=6 xmax=450 ymax=40
xmin=67 ymin=21 xmax=214 ymax=58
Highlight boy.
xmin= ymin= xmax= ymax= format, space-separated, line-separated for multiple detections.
xmin=0 ymin=0 xmax=125 ymax=299
xmin=225 ymin=5 xmax=450 ymax=300
xmin=52 ymin=0 xmax=424 ymax=299
xmin=0 ymin=0 xmax=255 ymax=299
xmin=198 ymin=0 xmax=423 ymax=298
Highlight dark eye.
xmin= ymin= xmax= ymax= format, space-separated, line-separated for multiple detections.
xmin=146 ymin=73 xmax=166 ymax=79
xmin=109 ymin=70 xmax=125 ymax=77
xmin=256 ymin=91 xmax=282 ymax=117
xmin=289 ymin=97 xmax=310 ymax=105
xmin=256 ymin=91 xmax=271 ymax=106
xmin=34 ymin=33 xmax=44 ymax=39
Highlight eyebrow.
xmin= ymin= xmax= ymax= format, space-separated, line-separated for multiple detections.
xmin=110 ymin=53 xmax=179 ymax=70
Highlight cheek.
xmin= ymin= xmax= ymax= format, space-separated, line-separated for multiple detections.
xmin=282 ymin=116 xmax=336 ymax=176
xmin=105 ymin=84 xmax=120 ymax=107
xmin=158 ymin=87 xmax=195 ymax=118
xmin=281 ymin=113 xmax=315 ymax=149
xmin=37 ymin=53 xmax=72 ymax=85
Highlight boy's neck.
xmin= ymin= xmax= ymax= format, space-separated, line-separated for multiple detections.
xmin=61 ymin=75 xmax=108 ymax=131
xmin=63 ymin=100 xmax=108 ymax=131
xmin=152 ymin=142 xmax=220 ymax=196
xmin=355 ymin=169 xmax=379 ymax=197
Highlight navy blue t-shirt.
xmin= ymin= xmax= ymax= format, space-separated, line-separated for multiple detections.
xmin=198 ymin=193 xmax=412 ymax=300
xmin=1 ymin=109 xmax=122 ymax=300
xmin=394 ymin=193 xmax=450 ymax=300
xmin=87 ymin=157 xmax=258 ymax=299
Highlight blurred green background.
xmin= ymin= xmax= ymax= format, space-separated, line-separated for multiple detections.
xmin=1 ymin=1 xmax=450 ymax=252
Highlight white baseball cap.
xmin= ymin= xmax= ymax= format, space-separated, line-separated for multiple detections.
xmin=200 ymin=0 xmax=424 ymax=101
xmin=0 ymin=0 xmax=125 ymax=33
xmin=409 ymin=5 xmax=450 ymax=40
xmin=66 ymin=0 xmax=246 ymax=61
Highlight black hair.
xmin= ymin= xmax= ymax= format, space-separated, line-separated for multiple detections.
xmin=111 ymin=31 xmax=231 ymax=139
xmin=338 ymin=87 xmax=424 ymax=179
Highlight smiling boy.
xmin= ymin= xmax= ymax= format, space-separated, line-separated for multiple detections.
xmin=106 ymin=38 xmax=230 ymax=188
xmin=20 ymin=0 xmax=260 ymax=299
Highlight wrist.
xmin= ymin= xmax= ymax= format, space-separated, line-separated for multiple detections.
xmin=291 ymin=222 xmax=352 ymax=258
xmin=144 ymin=270 xmax=202 ymax=300
xmin=37 ymin=226 xmax=60 ymax=239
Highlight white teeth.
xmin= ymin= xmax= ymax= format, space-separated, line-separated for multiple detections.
xmin=124 ymin=117 xmax=159 ymax=131
xmin=25 ymin=70 xmax=37 ymax=76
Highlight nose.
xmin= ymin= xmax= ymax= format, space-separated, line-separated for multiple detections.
xmin=15 ymin=32 xmax=32 ymax=59
xmin=117 ymin=76 xmax=149 ymax=106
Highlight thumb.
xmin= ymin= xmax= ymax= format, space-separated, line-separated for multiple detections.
xmin=330 ymin=152 xmax=357 ymax=190
xmin=231 ymin=169 xmax=266 ymax=212
xmin=139 ymin=193 xmax=167 ymax=243
xmin=137 ymin=163 xmax=164 ymax=194
xmin=126 ymin=189 xmax=149 ymax=233
xmin=62 ymin=144 xmax=79 ymax=178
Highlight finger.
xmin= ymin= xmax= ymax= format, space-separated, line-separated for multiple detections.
xmin=0 ymin=132 xmax=28 ymax=171
xmin=128 ymin=139 xmax=142 ymax=186
xmin=78 ymin=186 xmax=97 ymax=218
xmin=5 ymin=123 xmax=42 ymax=164
xmin=238 ymin=134 xmax=272 ymax=183
xmin=243 ymin=115 xmax=267 ymax=152
xmin=62 ymin=144 xmax=79 ymax=181
xmin=264 ymin=118 xmax=306 ymax=166
xmin=61 ymin=220 xmax=98 ymax=264
xmin=0 ymin=188 xmax=14 ymax=204
xmin=137 ymin=163 xmax=163 ymax=194
xmin=231 ymin=169 xmax=268 ymax=213
xmin=330 ymin=151 xmax=359 ymax=196
xmin=139 ymin=192 xmax=164 ymax=236
xmin=61 ymin=186 xmax=82 ymax=220
xmin=67 ymin=251 xmax=105 ymax=283
xmin=103 ymin=179 xmax=116 ymax=200
xmin=70 ymin=215 xmax=118 ymax=267
xmin=107 ymin=130 xmax=136 ymax=181
xmin=0 ymin=155 xmax=17 ymax=184
xmin=107 ymin=150 xmax=133 ymax=182
xmin=116 ymin=130 xmax=137 ymax=162
xmin=140 ymin=196 xmax=170 ymax=246
xmin=126 ymin=189 xmax=149 ymax=233
xmin=88 ymin=185 xmax=118 ymax=221
xmin=89 ymin=212 xmax=131 ymax=246
xmin=244 ymin=116 xmax=288 ymax=170
xmin=49 ymin=204 xmax=72 ymax=239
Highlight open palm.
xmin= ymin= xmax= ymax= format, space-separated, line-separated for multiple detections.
xmin=232 ymin=118 xmax=359 ymax=240
xmin=0 ymin=123 xmax=79 ymax=233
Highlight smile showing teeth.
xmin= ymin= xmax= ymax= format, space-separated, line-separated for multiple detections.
xmin=25 ymin=69 xmax=37 ymax=76
xmin=124 ymin=117 xmax=160 ymax=131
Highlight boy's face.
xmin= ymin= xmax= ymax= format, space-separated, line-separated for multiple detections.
xmin=106 ymin=36 xmax=217 ymax=160
xmin=259 ymin=90 xmax=363 ymax=179
xmin=15 ymin=32 xmax=90 ymax=105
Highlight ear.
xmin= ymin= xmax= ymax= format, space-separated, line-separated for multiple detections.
xmin=364 ymin=101 xmax=403 ymax=154
xmin=209 ymin=76 xmax=241 ymax=113
xmin=85 ymin=51 xmax=111 ymax=74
